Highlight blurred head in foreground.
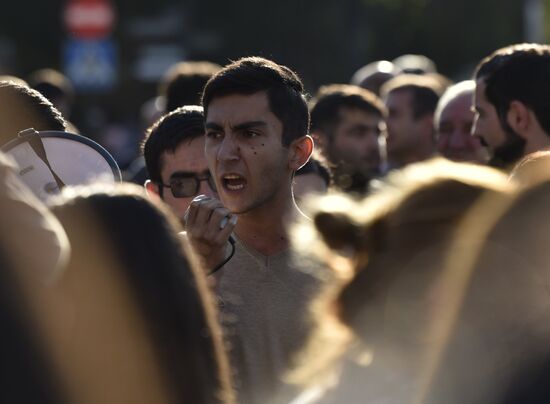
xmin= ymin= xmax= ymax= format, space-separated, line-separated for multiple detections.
xmin=40 ymin=183 xmax=234 ymax=404
xmin=289 ymin=158 xmax=514 ymax=403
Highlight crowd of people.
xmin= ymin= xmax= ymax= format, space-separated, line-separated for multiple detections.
xmin=2 ymin=42 xmax=550 ymax=404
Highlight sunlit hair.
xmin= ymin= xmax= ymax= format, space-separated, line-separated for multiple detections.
xmin=0 ymin=75 xmax=28 ymax=86
xmin=393 ymin=54 xmax=437 ymax=75
xmin=416 ymin=168 xmax=550 ymax=403
xmin=48 ymin=183 xmax=234 ymax=404
xmin=0 ymin=81 xmax=67 ymax=146
xmin=350 ymin=60 xmax=401 ymax=95
xmin=433 ymin=80 xmax=475 ymax=130
xmin=289 ymin=158 xmax=514 ymax=390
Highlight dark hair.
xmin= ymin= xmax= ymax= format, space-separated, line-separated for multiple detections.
xmin=202 ymin=56 xmax=309 ymax=146
xmin=159 ymin=61 xmax=221 ymax=113
xmin=381 ymin=74 xmax=442 ymax=120
xmin=310 ymin=84 xmax=386 ymax=136
xmin=0 ymin=81 xmax=67 ymax=145
xmin=141 ymin=105 xmax=205 ymax=183
xmin=296 ymin=155 xmax=332 ymax=187
xmin=475 ymin=43 xmax=550 ymax=136
xmin=50 ymin=184 xmax=234 ymax=404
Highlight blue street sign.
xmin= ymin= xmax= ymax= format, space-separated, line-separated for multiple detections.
xmin=63 ymin=38 xmax=117 ymax=92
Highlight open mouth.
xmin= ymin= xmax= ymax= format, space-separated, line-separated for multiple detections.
xmin=222 ymin=174 xmax=247 ymax=191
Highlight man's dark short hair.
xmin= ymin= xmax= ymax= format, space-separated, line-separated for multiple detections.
xmin=475 ymin=43 xmax=550 ymax=136
xmin=159 ymin=61 xmax=221 ymax=113
xmin=141 ymin=105 xmax=205 ymax=183
xmin=310 ymin=84 xmax=387 ymax=136
xmin=201 ymin=56 xmax=309 ymax=146
xmin=0 ymin=81 xmax=67 ymax=145
xmin=381 ymin=74 xmax=442 ymax=120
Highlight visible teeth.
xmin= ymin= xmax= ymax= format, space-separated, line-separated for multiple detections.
xmin=227 ymin=184 xmax=244 ymax=190
xmin=224 ymin=175 xmax=241 ymax=179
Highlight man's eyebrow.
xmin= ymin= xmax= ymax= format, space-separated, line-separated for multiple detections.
xmin=205 ymin=122 xmax=223 ymax=131
xmin=232 ymin=121 xmax=267 ymax=131
xmin=169 ymin=170 xmax=208 ymax=179
xmin=205 ymin=121 xmax=267 ymax=131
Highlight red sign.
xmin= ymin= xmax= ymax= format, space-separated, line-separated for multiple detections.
xmin=64 ymin=0 xmax=115 ymax=39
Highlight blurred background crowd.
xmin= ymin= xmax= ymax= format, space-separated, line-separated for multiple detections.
xmin=0 ymin=0 xmax=546 ymax=170
xmin=3 ymin=1 xmax=550 ymax=404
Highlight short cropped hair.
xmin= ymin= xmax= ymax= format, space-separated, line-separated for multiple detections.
xmin=0 ymin=81 xmax=67 ymax=145
xmin=201 ymin=56 xmax=309 ymax=146
xmin=475 ymin=43 xmax=550 ymax=136
xmin=141 ymin=106 xmax=204 ymax=183
xmin=381 ymin=74 xmax=443 ymax=120
xmin=159 ymin=61 xmax=221 ymax=113
xmin=310 ymin=84 xmax=386 ymax=135
xmin=434 ymin=80 xmax=475 ymax=129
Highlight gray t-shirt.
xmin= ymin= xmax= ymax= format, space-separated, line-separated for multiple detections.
xmin=214 ymin=234 xmax=319 ymax=404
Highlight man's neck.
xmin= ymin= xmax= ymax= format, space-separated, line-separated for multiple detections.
xmin=234 ymin=198 xmax=301 ymax=256
xmin=524 ymin=131 xmax=550 ymax=155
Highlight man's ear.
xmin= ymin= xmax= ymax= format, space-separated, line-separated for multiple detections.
xmin=144 ymin=180 xmax=161 ymax=200
xmin=289 ymin=135 xmax=314 ymax=171
xmin=506 ymin=100 xmax=531 ymax=137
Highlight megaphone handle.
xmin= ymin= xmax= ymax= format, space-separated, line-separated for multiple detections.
xmin=20 ymin=129 xmax=66 ymax=190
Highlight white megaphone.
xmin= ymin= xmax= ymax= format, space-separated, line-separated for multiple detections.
xmin=2 ymin=128 xmax=121 ymax=201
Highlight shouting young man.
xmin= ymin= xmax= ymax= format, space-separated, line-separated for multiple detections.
xmin=185 ymin=57 xmax=317 ymax=403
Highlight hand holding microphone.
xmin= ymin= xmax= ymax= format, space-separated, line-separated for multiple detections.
xmin=184 ymin=195 xmax=237 ymax=273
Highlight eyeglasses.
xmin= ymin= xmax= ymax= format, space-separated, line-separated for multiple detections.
xmin=158 ymin=173 xmax=217 ymax=198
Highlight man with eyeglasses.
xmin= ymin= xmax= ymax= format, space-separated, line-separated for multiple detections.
xmin=143 ymin=105 xmax=218 ymax=223
xmin=309 ymin=84 xmax=387 ymax=193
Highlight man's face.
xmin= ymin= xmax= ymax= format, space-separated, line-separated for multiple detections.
xmin=437 ymin=92 xmax=487 ymax=163
xmin=385 ymin=90 xmax=421 ymax=157
xmin=472 ymin=80 xmax=526 ymax=167
xmin=472 ymin=80 xmax=508 ymax=152
xmin=204 ymin=91 xmax=292 ymax=214
xmin=328 ymin=107 xmax=383 ymax=173
xmin=157 ymin=137 xmax=215 ymax=219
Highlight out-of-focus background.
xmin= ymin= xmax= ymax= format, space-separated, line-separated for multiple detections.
xmin=0 ymin=0 xmax=547 ymax=169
